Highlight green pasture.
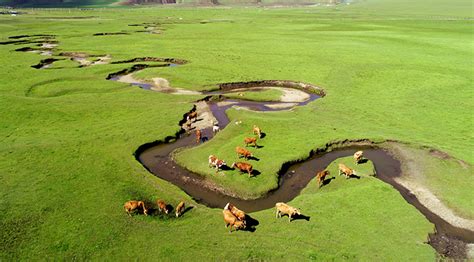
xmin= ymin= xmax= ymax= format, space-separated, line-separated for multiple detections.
xmin=1 ymin=1 xmax=472 ymax=260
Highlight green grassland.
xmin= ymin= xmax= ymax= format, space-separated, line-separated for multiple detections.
xmin=0 ymin=1 xmax=472 ymax=260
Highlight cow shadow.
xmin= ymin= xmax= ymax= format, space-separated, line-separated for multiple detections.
xmin=358 ymin=159 xmax=369 ymax=164
xmin=255 ymin=145 xmax=264 ymax=149
xmin=181 ymin=206 xmax=194 ymax=217
xmin=320 ymin=177 xmax=336 ymax=187
xmin=251 ymin=170 xmax=261 ymax=177
xmin=260 ymin=132 xmax=266 ymax=139
xmin=348 ymin=174 xmax=361 ymax=179
xmin=247 ymin=156 xmax=260 ymax=161
xmin=243 ymin=214 xmax=259 ymax=232
xmin=291 ymin=213 xmax=311 ymax=222
xmin=220 ymin=165 xmax=233 ymax=171
xmin=201 ymin=136 xmax=209 ymax=143
xmin=166 ymin=204 xmax=174 ymax=213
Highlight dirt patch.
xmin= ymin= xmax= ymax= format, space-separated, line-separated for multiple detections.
xmin=59 ymin=52 xmax=111 ymax=67
xmin=384 ymin=142 xmax=474 ymax=232
xmin=429 ymin=233 xmax=468 ymax=260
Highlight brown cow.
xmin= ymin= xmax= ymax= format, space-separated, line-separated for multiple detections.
xmin=231 ymin=162 xmax=253 ymax=177
xmin=252 ymin=125 xmax=262 ymax=138
xmin=244 ymin=137 xmax=258 ymax=147
xmin=316 ymin=170 xmax=330 ymax=188
xmin=338 ymin=163 xmax=356 ymax=179
xmin=275 ymin=202 xmax=301 ymax=222
xmin=354 ymin=151 xmax=364 ymax=164
xmin=175 ymin=201 xmax=185 ymax=218
xmin=124 ymin=200 xmax=148 ymax=216
xmin=223 ymin=209 xmax=245 ymax=233
xmin=209 ymin=155 xmax=227 ymax=172
xmin=195 ymin=129 xmax=202 ymax=144
xmin=224 ymin=203 xmax=246 ymax=222
xmin=236 ymin=146 xmax=252 ymax=159
xmin=187 ymin=111 xmax=197 ymax=122
xmin=156 ymin=199 xmax=169 ymax=214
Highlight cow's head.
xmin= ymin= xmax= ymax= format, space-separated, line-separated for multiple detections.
xmin=219 ymin=160 xmax=227 ymax=167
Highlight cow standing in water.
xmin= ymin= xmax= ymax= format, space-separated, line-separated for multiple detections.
xmin=195 ymin=129 xmax=202 ymax=144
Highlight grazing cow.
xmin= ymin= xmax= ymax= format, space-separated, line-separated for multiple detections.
xmin=252 ymin=125 xmax=262 ymax=138
xmin=209 ymin=155 xmax=227 ymax=172
xmin=275 ymin=202 xmax=301 ymax=222
xmin=231 ymin=162 xmax=253 ymax=177
xmin=156 ymin=199 xmax=169 ymax=214
xmin=223 ymin=209 xmax=245 ymax=233
xmin=224 ymin=203 xmax=246 ymax=222
xmin=212 ymin=123 xmax=220 ymax=134
xmin=187 ymin=111 xmax=198 ymax=122
xmin=195 ymin=129 xmax=202 ymax=144
xmin=235 ymin=146 xmax=252 ymax=159
xmin=354 ymin=151 xmax=364 ymax=164
xmin=316 ymin=170 xmax=330 ymax=188
xmin=338 ymin=163 xmax=356 ymax=179
xmin=244 ymin=137 xmax=258 ymax=147
xmin=175 ymin=201 xmax=185 ymax=218
xmin=124 ymin=200 xmax=148 ymax=216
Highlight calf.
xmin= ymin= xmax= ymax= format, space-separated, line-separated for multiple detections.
xmin=244 ymin=137 xmax=258 ymax=147
xmin=338 ymin=163 xmax=356 ymax=179
xmin=235 ymin=146 xmax=252 ymax=159
xmin=223 ymin=209 xmax=245 ymax=233
xmin=252 ymin=125 xmax=262 ymax=138
xmin=275 ymin=202 xmax=301 ymax=222
xmin=231 ymin=162 xmax=253 ymax=177
xmin=354 ymin=151 xmax=364 ymax=164
xmin=175 ymin=201 xmax=185 ymax=218
xmin=124 ymin=200 xmax=148 ymax=216
xmin=209 ymin=155 xmax=227 ymax=172
xmin=195 ymin=129 xmax=202 ymax=144
xmin=156 ymin=199 xmax=169 ymax=214
xmin=316 ymin=170 xmax=330 ymax=188
xmin=224 ymin=203 xmax=246 ymax=222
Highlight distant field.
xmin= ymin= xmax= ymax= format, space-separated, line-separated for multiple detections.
xmin=0 ymin=0 xmax=472 ymax=260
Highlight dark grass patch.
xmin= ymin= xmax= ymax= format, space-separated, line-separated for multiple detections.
xmin=0 ymin=214 xmax=44 ymax=258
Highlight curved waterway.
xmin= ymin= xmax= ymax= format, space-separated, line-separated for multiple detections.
xmin=108 ymin=61 xmax=472 ymax=258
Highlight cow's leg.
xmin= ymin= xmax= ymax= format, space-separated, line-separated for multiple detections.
xmin=276 ymin=210 xmax=279 ymax=218
xmin=289 ymin=214 xmax=292 ymax=222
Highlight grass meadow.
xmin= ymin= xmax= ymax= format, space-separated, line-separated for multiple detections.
xmin=0 ymin=0 xmax=472 ymax=259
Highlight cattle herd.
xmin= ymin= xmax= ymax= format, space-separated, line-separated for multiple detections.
xmin=123 ymin=199 xmax=186 ymax=218
xmin=208 ymin=124 xmax=262 ymax=177
xmin=124 ymin=111 xmax=368 ymax=233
